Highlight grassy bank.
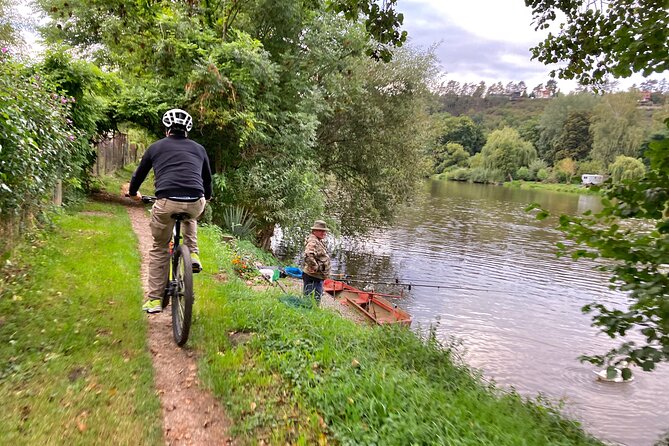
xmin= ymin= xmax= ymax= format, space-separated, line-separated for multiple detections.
xmin=190 ymin=227 xmax=602 ymax=445
xmin=0 ymin=201 xmax=162 ymax=445
xmin=504 ymin=180 xmax=600 ymax=195
xmin=1 ymin=190 xmax=603 ymax=445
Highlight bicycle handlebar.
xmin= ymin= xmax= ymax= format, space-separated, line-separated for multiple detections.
xmin=125 ymin=193 xmax=156 ymax=204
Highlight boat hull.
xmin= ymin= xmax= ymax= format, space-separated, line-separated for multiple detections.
xmin=324 ymin=279 xmax=411 ymax=326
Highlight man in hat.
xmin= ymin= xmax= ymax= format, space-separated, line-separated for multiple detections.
xmin=302 ymin=220 xmax=331 ymax=305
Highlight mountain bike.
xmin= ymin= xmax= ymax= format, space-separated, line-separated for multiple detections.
xmin=139 ymin=195 xmax=195 ymax=346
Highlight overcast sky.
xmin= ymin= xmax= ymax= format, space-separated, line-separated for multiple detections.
xmin=398 ymin=0 xmax=659 ymax=92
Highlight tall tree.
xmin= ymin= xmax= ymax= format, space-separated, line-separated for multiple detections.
xmin=554 ymin=111 xmax=593 ymax=161
xmin=537 ymin=93 xmax=599 ymax=162
xmin=526 ymin=0 xmax=669 ymax=86
xmin=435 ymin=114 xmax=485 ymax=155
xmin=36 ymin=0 xmax=432 ymax=247
xmin=590 ymin=92 xmax=647 ymax=166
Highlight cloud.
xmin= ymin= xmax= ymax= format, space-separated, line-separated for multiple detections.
xmin=399 ymin=0 xmax=573 ymax=90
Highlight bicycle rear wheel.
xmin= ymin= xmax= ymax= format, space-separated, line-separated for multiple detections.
xmin=172 ymin=245 xmax=194 ymax=346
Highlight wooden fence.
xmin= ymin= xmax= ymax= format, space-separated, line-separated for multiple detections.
xmin=93 ymin=132 xmax=140 ymax=176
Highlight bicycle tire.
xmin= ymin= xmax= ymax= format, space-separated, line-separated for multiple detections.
xmin=172 ymin=245 xmax=194 ymax=346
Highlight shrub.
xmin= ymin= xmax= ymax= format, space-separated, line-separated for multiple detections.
xmin=516 ymin=166 xmax=531 ymax=181
xmin=537 ymin=168 xmax=550 ymax=181
xmin=445 ymin=167 xmax=470 ymax=182
xmin=528 ymin=159 xmax=548 ymax=180
xmin=222 ymin=205 xmax=257 ymax=240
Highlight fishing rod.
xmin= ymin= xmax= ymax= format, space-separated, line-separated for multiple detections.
xmin=337 ymin=277 xmax=486 ymax=293
xmin=332 ymin=273 xmax=520 ymax=294
xmin=333 ymin=273 xmax=453 ymax=286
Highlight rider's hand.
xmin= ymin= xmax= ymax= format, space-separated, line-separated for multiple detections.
xmin=121 ymin=183 xmax=142 ymax=201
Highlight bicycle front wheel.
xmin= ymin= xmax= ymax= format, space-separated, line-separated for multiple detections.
xmin=172 ymin=245 xmax=194 ymax=346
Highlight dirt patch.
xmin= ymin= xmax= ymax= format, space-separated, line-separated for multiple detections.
xmin=227 ymin=331 xmax=254 ymax=347
xmin=68 ymin=366 xmax=88 ymax=382
xmin=126 ymin=205 xmax=233 ymax=446
xmin=213 ymin=273 xmax=228 ymax=283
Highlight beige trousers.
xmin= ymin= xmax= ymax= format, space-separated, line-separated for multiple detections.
xmin=148 ymin=198 xmax=206 ymax=300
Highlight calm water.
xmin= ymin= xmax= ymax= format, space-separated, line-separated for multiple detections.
xmin=332 ymin=180 xmax=669 ymax=446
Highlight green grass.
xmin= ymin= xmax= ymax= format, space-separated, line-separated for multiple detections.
xmin=505 ymin=180 xmax=600 ymax=195
xmin=0 ymin=201 xmax=162 ymax=445
xmin=190 ymin=226 xmax=603 ymax=445
xmin=94 ymin=164 xmax=155 ymax=197
xmin=0 ymin=195 xmax=604 ymax=445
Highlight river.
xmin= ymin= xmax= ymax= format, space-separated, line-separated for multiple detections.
xmin=331 ymin=180 xmax=669 ymax=446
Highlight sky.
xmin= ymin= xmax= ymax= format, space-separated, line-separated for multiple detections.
xmin=397 ymin=0 xmax=661 ymax=93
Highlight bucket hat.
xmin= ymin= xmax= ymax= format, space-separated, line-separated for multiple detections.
xmin=311 ymin=220 xmax=329 ymax=231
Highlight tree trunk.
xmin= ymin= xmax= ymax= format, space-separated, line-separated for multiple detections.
xmin=257 ymin=224 xmax=274 ymax=251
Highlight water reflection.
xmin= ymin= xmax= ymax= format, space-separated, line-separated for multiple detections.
xmin=335 ymin=180 xmax=669 ymax=446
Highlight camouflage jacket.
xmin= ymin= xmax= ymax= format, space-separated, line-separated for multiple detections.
xmin=303 ymin=234 xmax=331 ymax=280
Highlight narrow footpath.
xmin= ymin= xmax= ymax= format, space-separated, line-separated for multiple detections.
xmin=126 ymin=205 xmax=233 ymax=446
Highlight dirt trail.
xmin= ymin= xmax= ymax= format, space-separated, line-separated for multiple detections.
xmin=126 ymin=204 xmax=233 ymax=446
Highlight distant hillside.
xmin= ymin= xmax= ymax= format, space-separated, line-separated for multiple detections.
xmin=437 ymin=94 xmax=552 ymax=131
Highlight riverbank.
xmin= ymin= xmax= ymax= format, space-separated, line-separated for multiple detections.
xmin=0 ymin=197 xmax=604 ymax=445
xmin=504 ymin=180 xmax=600 ymax=195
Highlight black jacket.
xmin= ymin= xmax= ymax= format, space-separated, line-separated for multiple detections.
xmin=129 ymin=135 xmax=212 ymax=200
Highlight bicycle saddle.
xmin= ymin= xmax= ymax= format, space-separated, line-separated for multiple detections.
xmin=171 ymin=212 xmax=192 ymax=220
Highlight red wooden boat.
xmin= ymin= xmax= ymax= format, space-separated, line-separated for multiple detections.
xmin=323 ymin=279 xmax=411 ymax=327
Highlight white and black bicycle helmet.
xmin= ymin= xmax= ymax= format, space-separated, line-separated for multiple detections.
xmin=162 ymin=108 xmax=193 ymax=132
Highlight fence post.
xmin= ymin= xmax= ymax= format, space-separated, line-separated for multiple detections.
xmin=54 ymin=179 xmax=63 ymax=206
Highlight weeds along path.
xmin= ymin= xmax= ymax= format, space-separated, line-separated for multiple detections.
xmin=126 ymin=204 xmax=233 ymax=446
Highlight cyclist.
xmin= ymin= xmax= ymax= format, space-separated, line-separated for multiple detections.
xmin=124 ymin=109 xmax=212 ymax=314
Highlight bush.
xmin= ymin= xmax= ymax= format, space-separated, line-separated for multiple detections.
xmin=0 ymin=51 xmax=85 ymax=253
xmin=445 ymin=167 xmax=470 ymax=181
xmin=528 ymin=159 xmax=548 ymax=180
xmin=516 ymin=166 xmax=531 ymax=181
xmin=537 ymin=168 xmax=550 ymax=181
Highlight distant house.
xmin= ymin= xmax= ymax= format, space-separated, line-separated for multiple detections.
xmin=529 ymin=88 xmax=552 ymax=99
xmin=637 ymin=91 xmax=653 ymax=106
xmin=581 ymin=174 xmax=604 ymax=186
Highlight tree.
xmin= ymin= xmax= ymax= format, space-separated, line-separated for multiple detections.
xmin=315 ymin=45 xmax=435 ymax=236
xmin=433 ymin=143 xmax=469 ymax=174
xmin=435 ymin=115 xmax=485 ymax=155
xmin=36 ymin=0 xmax=432 ymax=247
xmin=608 ymin=155 xmax=646 ymax=183
xmin=554 ymin=111 xmax=593 ymax=161
xmin=554 ymin=157 xmax=577 ymax=183
xmin=481 ymin=127 xmax=537 ymax=179
xmin=526 ymin=0 xmax=669 ymax=86
xmin=0 ymin=0 xmax=23 ymax=48
xmin=536 ymin=93 xmax=599 ymax=162
xmin=590 ymin=93 xmax=648 ymax=166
